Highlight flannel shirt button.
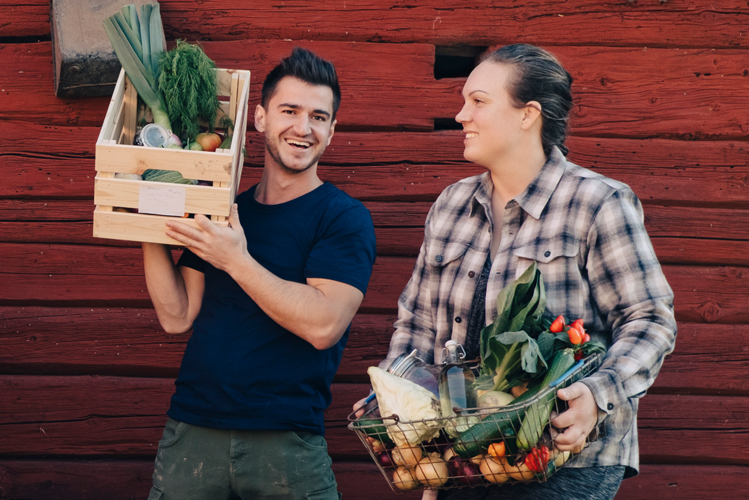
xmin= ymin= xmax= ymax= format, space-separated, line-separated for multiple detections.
xmin=435 ymin=255 xmax=443 ymax=262
xmin=607 ymin=403 xmax=614 ymax=411
xmin=468 ymin=271 xmax=475 ymax=278
xmin=455 ymin=317 xmax=462 ymax=323
xmin=544 ymin=250 xmax=551 ymax=257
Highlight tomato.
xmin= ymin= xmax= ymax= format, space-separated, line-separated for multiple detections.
xmin=567 ymin=326 xmax=583 ymax=345
xmin=487 ymin=442 xmax=506 ymax=458
xmin=549 ymin=315 xmax=566 ymax=333
xmin=524 ymin=446 xmax=550 ymax=473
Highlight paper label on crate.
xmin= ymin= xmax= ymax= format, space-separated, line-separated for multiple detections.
xmin=138 ymin=184 xmax=186 ymax=217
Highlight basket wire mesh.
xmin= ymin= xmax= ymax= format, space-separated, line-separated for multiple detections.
xmin=348 ymin=354 xmax=603 ymax=493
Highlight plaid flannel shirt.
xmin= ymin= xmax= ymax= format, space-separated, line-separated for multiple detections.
xmin=387 ymin=147 xmax=676 ymax=477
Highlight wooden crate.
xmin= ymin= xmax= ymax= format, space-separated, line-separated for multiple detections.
xmin=93 ymin=67 xmax=250 ymax=245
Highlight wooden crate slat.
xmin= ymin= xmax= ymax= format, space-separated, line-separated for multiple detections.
xmin=94 ymin=177 xmax=231 ymax=214
xmin=0 ymin=375 xmax=747 ymax=462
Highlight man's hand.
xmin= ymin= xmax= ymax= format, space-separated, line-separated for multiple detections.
xmin=166 ymin=204 xmax=249 ymax=273
xmin=550 ymin=381 xmax=598 ymax=453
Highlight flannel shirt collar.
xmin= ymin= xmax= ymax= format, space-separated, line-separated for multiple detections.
xmin=514 ymin=146 xmax=567 ymax=220
xmin=468 ymin=147 xmax=567 ymax=220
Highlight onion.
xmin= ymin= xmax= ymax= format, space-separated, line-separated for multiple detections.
xmin=479 ymin=455 xmax=509 ymax=484
xmin=378 ymin=452 xmax=393 ymax=468
xmin=413 ymin=453 xmax=449 ymax=487
xmin=393 ymin=466 xmax=419 ymax=491
xmin=442 ymin=448 xmax=456 ymax=463
xmin=392 ymin=444 xmax=423 ymax=467
xmin=457 ymin=462 xmax=483 ymax=486
xmin=370 ymin=439 xmax=387 ymax=454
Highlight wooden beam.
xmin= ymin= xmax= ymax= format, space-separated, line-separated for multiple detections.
xmin=5 ymin=43 xmax=749 ymax=138
xmin=1 ymin=376 xmax=747 ymax=464
xmin=1 ymin=307 xmax=746 ymax=394
xmin=0 ymin=458 xmax=745 ymax=500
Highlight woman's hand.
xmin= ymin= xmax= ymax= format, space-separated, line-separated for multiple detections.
xmin=550 ymin=382 xmax=598 ymax=453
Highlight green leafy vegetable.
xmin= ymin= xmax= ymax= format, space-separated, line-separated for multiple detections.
xmin=157 ymin=40 xmax=221 ymax=141
xmin=474 ymin=263 xmax=554 ymax=393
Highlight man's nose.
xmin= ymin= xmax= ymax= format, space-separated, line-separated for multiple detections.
xmin=292 ymin=114 xmax=312 ymax=135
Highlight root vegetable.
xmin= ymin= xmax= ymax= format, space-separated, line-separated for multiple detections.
xmin=479 ymin=455 xmax=509 ymax=484
xmin=392 ymin=445 xmax=423 ymax=467
xmin=413 ymin=453 xmax=449 ymax=487
xmin=393 ymin=466 xmax=419 ymax=491
xmin=505 ymin=458 xmax=536 ymax=481
xmin=456 ymin=462 xmax=482 ymax=486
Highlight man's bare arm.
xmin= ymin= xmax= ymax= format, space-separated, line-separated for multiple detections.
xmin=142 ymin=242 xmax=205 ymax=334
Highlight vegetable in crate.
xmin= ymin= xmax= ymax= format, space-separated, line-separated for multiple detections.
xmin=158 ymin=40 xmax=221 ymax=142
xmin=103 ymin=4 xmax=172 ymax=133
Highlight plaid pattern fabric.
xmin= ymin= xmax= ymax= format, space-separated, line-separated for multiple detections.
xmin=386 ymin=147 xmax=676 ymax=476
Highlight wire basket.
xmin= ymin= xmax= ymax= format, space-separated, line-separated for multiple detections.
xmin=348 ymin=353 xmax=602 ymax=493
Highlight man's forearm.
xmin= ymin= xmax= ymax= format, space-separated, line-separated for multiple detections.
xmin=141 ymin=243 xmax=197 ymax=333
xmin=228 ymin=254 xmax=362 ymax=350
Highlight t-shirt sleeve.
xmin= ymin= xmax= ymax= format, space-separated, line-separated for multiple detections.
xmin=176 ymin=247 xmax=206 ymax=273
xmin=304 ymin=202 xmax=376 ymax=295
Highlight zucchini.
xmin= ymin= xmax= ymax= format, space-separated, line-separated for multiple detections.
xmin=516 ymin=348 xmax=576 ymax=450
xmin=452 ymin=383 xmax=542 ymax=459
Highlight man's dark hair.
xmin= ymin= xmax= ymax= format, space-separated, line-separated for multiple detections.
xmin=483 ymin=44 xmax=573 ymax=156
xmin=261 ymin=47 xmax=341 ymax=118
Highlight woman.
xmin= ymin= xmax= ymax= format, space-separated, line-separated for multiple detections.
xmin=383 ymin=45 xmax=677 ymax=500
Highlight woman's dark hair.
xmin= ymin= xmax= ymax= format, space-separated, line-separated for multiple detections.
xmin=261 ymin=47 xmax=342 ymax=118
xmin=483 ymin=44 xmax=573 ymax=156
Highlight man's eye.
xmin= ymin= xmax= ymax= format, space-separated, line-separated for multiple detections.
xmin=313 ymin=115 xmax=327 ymax=122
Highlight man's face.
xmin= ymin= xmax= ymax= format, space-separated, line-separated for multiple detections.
xmin=255 ymin=76 xmax=337 ymax=175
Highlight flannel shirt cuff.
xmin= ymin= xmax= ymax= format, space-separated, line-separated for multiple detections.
xmin=580 ymin=370 xmax=627 ymax=421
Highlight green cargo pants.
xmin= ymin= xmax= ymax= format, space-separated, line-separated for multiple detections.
xmin=147 ymin=418 xmax=341 ymax=500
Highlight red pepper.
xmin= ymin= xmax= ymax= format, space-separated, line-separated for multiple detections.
xmin=549 ymin=315 xmax=566 ymax=333
xmin=583 ymin=333 xmax=591 ymax=343
xmin=574 ymin=350 xmax=585 ymax=361
xmin=567 ymin=326 xmax=583 ymax=345
xmin=525 ymin=446 xmax=550 ymax=473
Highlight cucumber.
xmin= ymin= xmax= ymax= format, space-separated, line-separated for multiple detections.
xmin=452 ymin=384 xmax=542 ymax=459
xmin=354 ymin=418 xmax=394 ymax=446
xmin=516 ymin=348 xmax=576 ymax=450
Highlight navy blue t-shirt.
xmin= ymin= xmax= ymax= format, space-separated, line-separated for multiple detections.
xmin=168 ymin=182 xmax=376 ymax=435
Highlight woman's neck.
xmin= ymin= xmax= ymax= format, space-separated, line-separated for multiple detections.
xmin=487 ymin=142 xmax=548 ymax=206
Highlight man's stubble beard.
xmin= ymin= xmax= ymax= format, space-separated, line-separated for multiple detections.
xmin=265 ymin=136 xmax=326 ymax=175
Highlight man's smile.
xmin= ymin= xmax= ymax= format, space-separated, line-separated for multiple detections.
xmin=285 ymin=138 xmax=313 ymax=149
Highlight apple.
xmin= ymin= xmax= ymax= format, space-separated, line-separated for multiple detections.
xmin=195 ymin=132 xmax=222 ymax=152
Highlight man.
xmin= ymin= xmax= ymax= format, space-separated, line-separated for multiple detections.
xmin=143 ymin=47 xmax=376 ymax=500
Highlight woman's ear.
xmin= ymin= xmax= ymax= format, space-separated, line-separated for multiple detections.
xmin=521 ymin=101 xmax=543 ymax=131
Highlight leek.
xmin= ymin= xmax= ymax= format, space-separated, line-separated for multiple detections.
xmin=103 ymin=3 xmax=172 ymax=133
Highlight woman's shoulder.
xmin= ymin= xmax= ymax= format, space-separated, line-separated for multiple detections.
xmin=433 ymin=172 xmax=488 ymax=209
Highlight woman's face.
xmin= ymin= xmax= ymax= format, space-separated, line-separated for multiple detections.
xmin=455 ymin=61 xmax=527 ymax=168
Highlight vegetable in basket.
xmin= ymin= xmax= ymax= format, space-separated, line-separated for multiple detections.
xmin=367 ymin=366 xmax=441 ymax=447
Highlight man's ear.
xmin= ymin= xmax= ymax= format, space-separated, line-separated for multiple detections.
xmin=326 ymin=119 xmax=337 ymax=146
xmin=254 ymin=104 xmax=266 ymax=133
xmin=520 ymin=101 xmax=542 ymax=131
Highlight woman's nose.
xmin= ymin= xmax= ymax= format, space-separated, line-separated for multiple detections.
xmin=455 ymin=103 xmax=469 ymax=124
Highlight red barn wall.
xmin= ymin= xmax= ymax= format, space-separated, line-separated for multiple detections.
xmin=1 ymin=1 xmax=749 ymax=498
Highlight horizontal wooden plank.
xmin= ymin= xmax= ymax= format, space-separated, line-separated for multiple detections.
xmin=4 ymin=197 xmax=749 ymax=265
xmin=1 ymin=242 xmax=749 ymax=322
xmin=4 ymin=119 xmax=749 ymax=204
xmin=1 ymin=376 xmax=747 ymax=464
xmin=5 ymin=43 xmax=749 ymax=138
xmin=0 ymin=459 xmax=745 ymax=500
xmin=1 ymin=306 xmax=746 ymax=395
xmin=7 ymin=0 xmax=749 ymax=50
xmin=0 ymin=41 xmax=440 ymax=130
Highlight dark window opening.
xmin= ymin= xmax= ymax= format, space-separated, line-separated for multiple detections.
xmin=434 ymin=45 xmax=488 ymax=79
